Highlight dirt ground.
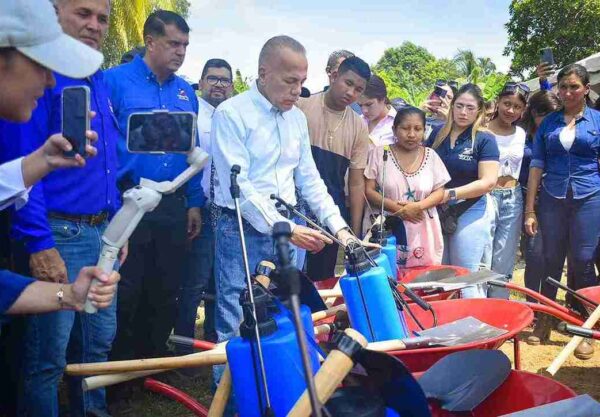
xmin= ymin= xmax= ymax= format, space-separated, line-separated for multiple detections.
xmin=123 ymin=268 xmax=600 ymax=416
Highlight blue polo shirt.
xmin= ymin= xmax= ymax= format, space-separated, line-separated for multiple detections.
xmin=531 ymin=107 xmax=600 ymax=199
xmin=0 ymin=71 xmax=121 ymax=253
xmin=103 ymin=55 xmax=203 ymax=208
xmin=427 ymin=126 xmax=499 ymax=189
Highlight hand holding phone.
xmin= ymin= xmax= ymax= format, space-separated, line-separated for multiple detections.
xmin=62 ymin=86 xmax=91 ymax=158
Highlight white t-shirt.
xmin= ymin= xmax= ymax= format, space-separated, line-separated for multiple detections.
xmin=494 ymin=126 xmax=527 ymax=180
xmin=559 ymin=125 xmax=576 ymax=152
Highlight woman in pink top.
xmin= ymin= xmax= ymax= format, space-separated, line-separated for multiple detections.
xmin=365 ymin=107 xmax=451 ymax=267
xmin=358 ymin=74 xmax=397 ymax=147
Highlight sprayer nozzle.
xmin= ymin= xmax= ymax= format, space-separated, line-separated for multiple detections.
xmin=231 ymin=165 xmax=241 ymax=174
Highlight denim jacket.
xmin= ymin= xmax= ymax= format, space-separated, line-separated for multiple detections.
xmin=531 ymin=107 xmax=600 ymax=199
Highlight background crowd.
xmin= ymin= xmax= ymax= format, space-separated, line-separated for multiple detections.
xmin=1 ymin=1 xmax=600 ymax=417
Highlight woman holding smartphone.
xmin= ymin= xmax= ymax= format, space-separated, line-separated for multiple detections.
xmin=524 ymin=64 xmax=600 ymax=359
xmin=428 ymin=84 xmax=499 ymax=298
xmin=365 ymin=107 xmax=450 ymax=267
xmin=486 ymin=83 xmax=528 ymax=298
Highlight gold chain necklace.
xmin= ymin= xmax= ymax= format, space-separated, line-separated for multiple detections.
xmin=322 ymin=93 xmax=347 ymax=146
xmin=391 ymin=144 xmax=422 ymax=174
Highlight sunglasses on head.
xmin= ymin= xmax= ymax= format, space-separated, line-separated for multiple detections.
xmin=502 ymin=82 xmax=530 ymax=100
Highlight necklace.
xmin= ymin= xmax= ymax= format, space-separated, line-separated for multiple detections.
xmin=390 ymin=145 xmax=424 ymax=202
xmin=322 ymin=94 xmax=347 ymax=146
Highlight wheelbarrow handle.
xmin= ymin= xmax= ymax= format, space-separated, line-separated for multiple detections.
xmin=558 ymin=322 xmax=600 ymax=340
xmin=545 ymin=277 xmax=599 ymax=310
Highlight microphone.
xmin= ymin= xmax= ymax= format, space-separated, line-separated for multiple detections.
xmin=229 ymin=165 xmax=241 ymax=199
xmin=300 ymin=87 xmax=311 ymax=98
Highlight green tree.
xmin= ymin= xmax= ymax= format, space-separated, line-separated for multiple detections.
xmin=375 ymin=42 xmax=459 ymax=106
xmin=504 ymin=0 xmax=600 ymax=77
xmin=102 ymin=0 xmax=190 ymax=69
xmin=233 ymin=69 xmax=251 ymax=95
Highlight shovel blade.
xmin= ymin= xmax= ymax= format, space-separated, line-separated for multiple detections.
xmin=416 ymin=316 xmax=508 ymax=346
xmin=419 ymin=350 xmax=512 ymax=412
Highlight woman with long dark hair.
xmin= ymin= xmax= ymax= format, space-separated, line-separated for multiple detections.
xmin=486 ymin=83 xmax=528 ymax=298
xmin=524 ymin=64 xmax=600 ymax=358
xmin=429 ymin=84 xmax=499 ymax=298
xmin=358 ymin=74 xmax=396 ymax=148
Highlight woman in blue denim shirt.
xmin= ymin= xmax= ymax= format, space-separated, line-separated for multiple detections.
xmin=524 ymin=64 xmax=600 ymax=359
xmin=429 ymin=84 xmax=499 ymax=298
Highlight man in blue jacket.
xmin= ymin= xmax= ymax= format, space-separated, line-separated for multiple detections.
xmin=0 ymin=1 xmax=122 ymax=416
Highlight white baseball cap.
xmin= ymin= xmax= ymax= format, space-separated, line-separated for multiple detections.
xmin=0 ymin=0 xmax=103 ymax=79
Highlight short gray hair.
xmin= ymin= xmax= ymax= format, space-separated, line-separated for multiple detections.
xmin=326 ymin=50 xmax=354 ymax=71
xmin=258 ymin=35 xmax=306 ymax=68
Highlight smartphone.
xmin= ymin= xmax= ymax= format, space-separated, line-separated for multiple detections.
xmin=61 ymin=86 xmax=91 ymax=158
xmin=540 ymin=47 xmax=556 ymax=67
xmin=127 ymin=111 xmax=196 ymax=153
xmin=434 ymin=85 xmax=448 ymax=98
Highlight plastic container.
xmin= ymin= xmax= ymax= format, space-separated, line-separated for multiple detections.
xmin=340 ymin=248 xmax=410 ymax=342
xmin=367 ymin=247 xmax=394 ymax=279
xmin=227 ymin=287 xmax=320 ymax=417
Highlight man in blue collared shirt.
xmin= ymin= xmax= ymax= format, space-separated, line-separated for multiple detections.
xmin=0 ymin=1 xmax=121 ymax=416
xmin=103 ymin=11 xmax=204 ymax=382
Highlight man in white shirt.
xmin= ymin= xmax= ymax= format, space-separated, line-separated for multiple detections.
xmin=211 ymin=35 xmax=357 ymax=350
xmin=175 ymin=58 xmax=234 ymax=350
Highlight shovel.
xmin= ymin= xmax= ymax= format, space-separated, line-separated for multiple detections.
xmin=405 ymin=270 xmax=505 ymax=292
xmin=419 ymin=350 xmax=512 ymax=412
xmin=499 ymin=394 xmax=600 ymax=417
xmin=367 ymin=316 xmax=508 ymax=352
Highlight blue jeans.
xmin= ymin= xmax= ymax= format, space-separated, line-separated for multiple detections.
xmin=20 ymin=219 xmax=117 ymax=417
xmin=443 ymin=195 xmax=495 ymax=298
xmin=538 ymin=188 xmax=600 ymax=314
xmin=175 ymin=208 xmax=216 ymax=352
xmin=489 ymin=186 xmax=523 ymax=299
xmin=213 ymin=211 xmax=297 ymax=414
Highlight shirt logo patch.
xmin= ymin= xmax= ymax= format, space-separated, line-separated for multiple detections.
xmin=458 ymin=147 xmax=473 ymax=161
xmin=177 ymin=89 xmax=190 ymax=101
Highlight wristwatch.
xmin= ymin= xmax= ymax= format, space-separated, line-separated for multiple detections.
xmin=57 ymin=285 xmax=65 ymax=309
xmin=448 ymin=189 xmax=458 ymax=201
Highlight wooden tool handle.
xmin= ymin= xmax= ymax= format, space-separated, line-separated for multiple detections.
xmin=366 ymin=339 xmax=408 ymax=352
xmin=311 ymin=304 xmax=346 ymax=322
xmin=83 ymin=369 xmax=160 ymax=391
xmin=547 ymin=303 xmax=600 ymax=375
xmin=318 ymin=289 xmax=343 ymax=299
xmin=66 ymin=348 xmax=227 ymax=376
xmin=288 ymin=328 xmax=367 ymax=417
xmin=207 ymin=364 xmax=232 ymax=417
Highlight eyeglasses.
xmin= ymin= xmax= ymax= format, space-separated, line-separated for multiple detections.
xmin=454 ymin=103 xmax=479 ymax=113
xmin=205 ymin=75 xmax=232 ymax=87
xmin=502 ymin=82 xmax=530 ymax=100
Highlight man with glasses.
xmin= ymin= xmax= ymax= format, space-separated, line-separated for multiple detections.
xmin=174 ymin=59 xmax=233 ymax=354
xmin=102 ymin=11 xmax=202 ymax=404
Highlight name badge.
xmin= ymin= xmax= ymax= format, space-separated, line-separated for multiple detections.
xmin=177 ymin=88 xmax=190 ymax=101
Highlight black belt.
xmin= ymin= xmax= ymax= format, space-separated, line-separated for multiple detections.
xmin=48 ymin=211 xmax=109 ymax=226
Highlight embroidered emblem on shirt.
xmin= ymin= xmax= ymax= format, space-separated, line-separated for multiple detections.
xmin=177 ymin=89 xmax=190 ymax=101
xmin=404 ymin=187 xmax=417 ymax=201
xmin=458 ymin=147 xmax=473 ymax=161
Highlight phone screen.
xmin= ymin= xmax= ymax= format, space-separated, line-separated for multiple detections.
xmin=62 ymin=87 xmax=89 ymax=157
xmin=540 ymin=47 xmax=555 ymax=66
xmin=127 ymin=112 xmax=195 ymax=153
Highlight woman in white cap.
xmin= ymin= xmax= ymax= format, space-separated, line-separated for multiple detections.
xmin=0 ymin=0 xmax=118 ymax=315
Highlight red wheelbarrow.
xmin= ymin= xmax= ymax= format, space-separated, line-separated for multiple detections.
xmin=426 ymin=370 xmax=576 ymax=416
xmin=391 ymin=298 xmax=533 ymax=372
xmin=576 ymin=285 xmax=600 ymax=314
xmin=144 ymin=368 xmax=574 ymax=417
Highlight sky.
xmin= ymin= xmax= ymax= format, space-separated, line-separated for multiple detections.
xmin=179 ymin=0 xmax=513 ymax=91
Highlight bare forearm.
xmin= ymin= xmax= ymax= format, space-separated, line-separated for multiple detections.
xmin=419 ymin=187 xmax=445 ymax=210
xmin=7 ymin=282 xmax=77 ymax=314
xmin=348 ymin=185 xmax=364 ymax=234
xmin=454 ymin=179 xmax=496 ymax=200
xmin=21 ymin=148 xmax=52 ymax=188
xmin=365 ymin=185 xmax=398 ymax=213
xmin=525 ymin=168 xmax=543 ymax=211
